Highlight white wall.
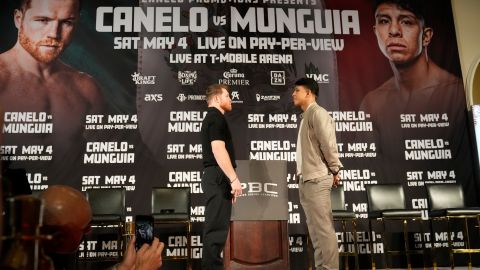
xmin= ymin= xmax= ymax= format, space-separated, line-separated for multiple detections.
xmin=451 ymin=0 xmax=480 ymax=105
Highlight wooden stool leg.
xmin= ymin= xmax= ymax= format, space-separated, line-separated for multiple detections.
xmin=368 ymin=219 xmax=376 ymax=270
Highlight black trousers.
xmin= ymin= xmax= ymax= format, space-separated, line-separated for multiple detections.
xmin=201 ymin=166 xmax=232 ymax=270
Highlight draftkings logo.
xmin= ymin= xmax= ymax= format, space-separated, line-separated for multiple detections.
xmin=305 ymin=73 xmax=330 ymax=84
xmin=178 ymin=71 xmax=197 ymax=85
xmin=131 ymin=72 xmax=156 ymax=85
xmin=270 ymin=71 xmax=285 ymax=85
xmin=218 ymin=68 xmax=249 ymax=86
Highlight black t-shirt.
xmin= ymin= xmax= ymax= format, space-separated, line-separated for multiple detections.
xmin=201 ymin=107 xmax=236 ymax=168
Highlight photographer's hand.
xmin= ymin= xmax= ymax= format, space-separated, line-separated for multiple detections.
xmin=116 ymin=236 xmax=136 ymax=270
xmin=136 ymin=237 xmax=164 ymax=270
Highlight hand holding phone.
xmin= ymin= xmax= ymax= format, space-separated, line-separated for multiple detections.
xmin=135 ymin=215 xmax=154 ymax=250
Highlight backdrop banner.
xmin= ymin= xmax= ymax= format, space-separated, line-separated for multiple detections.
xmin=1 ymin=0 xmax=478 ymax=268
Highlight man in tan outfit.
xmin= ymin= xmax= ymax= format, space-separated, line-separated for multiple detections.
xmin=292 ymin=77 xmax=343 ymax=269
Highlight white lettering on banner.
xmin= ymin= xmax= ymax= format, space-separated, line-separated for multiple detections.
xmin=82 ymin=176 xmax=101 ymax=185
xmin=86 ymin=142 xmax=130 ymax=152
xmin=107 ymin=115 xmax=131 ymax=124
xmin=412 ymin=198 xmax=429 ymax=219
xmin=329 ymin=111 xmax=372 ymax=132
xmin=400 ymin=114 xmax=416 ymax=122
xmin=335 ymin=122 xmax=372 ymax=132
xmin=27 ymin=173 xmax=48 ymax=185
xmin=248 ymin=114 xmax=297 ymax=129
xmin=168 ymin=122 xmax=202 ymax=132
xmin=249 ymin=140 xmax=296 ymax=161
xmin=343 ymin=180 xmax=378 ymax=191
xmin=191 ymin=206 xmax=204 ymax=216
xmin=21 ymin=145 xmax=43 ymax=155
xmin=167 ymin=183 xmax=203 ymax=194
xmin=248 ymin=114 xmax=265 ymax=122
xmin=168 ymin=171 xmax=201 ymax=182
xmin=249 ymin=151 xmax=296 ymax=161
xmin=86 ymin=115 xmax=137 ymax=130
xmin=352 ymin=203 xmax=367 ymax=213
xmin=420 ymin=114 xmax=440 ymax=122
xmin=330 ymin=111 xmax=366 ymax=121
xmin=405 ymin=150 xmax=452 ymax=160
xmin=165 ymin=235 xmax=203 ymax=258
xmin=168 ymin=111 xmax=204 ymax=133
xmin=170 ymin=111 xmax=205 ymax=122
xmin=96 ymin=7 xmax=208 ymax=32
xmin=102 ymin=241 xmax=119 ymax=251
xmin=86 ymin=115 xmax=104 ymax=124
xmin=404 ymin=139 xmax=452 ymax=160
xmin=407 ymin=171 xmax=423 ymax=180
xmin=427 ymin=171 xmax=448 ymax=180
xmin=166 ymin=144 xmax=202 ymax=160
xmin=306 ymin=73 xmax=329 ymax=83
xmin=167 ymin=144 xmax=185 ymax=153
xmin=405 ymin=139 xmax=445 ymax=149
xmin=84 ymin=153 xmax=135 ymax=164
xmin=97 ymin=7 xmax=360 ymax=35
xmin=347 ymin=143 xmax=367 ymax=152
xmin=251 ymin=140 xmax=291 ymax=151
xmin=400 ymin=113 xmax=450 ymax=128
xmin=340 ymin=169 xmax=371 ymax=180
xmin=289 ymin=213 xmax=301 ymax=224
xmin=268 ymin=114 xmax=289 ymax=123
xmin=0 ymin=145 xmax=18 ymax=155
xmin=84 ymin=142 xmax=134 ymax=164
xmin=3 ymin=123 xmax=52 ymax=134
xmin=198 ymin=36 xmax=226 ymax=50
xmin=4 ymin=112 xmax=47 ymax=122
xmin=230 ymin=8 xmax=360 ymax=35
xmin=288 ymin=202 xmax=301 ymax=224
xmin=189 ymin=144 xmax=202 ymax=153
xmin=105 ymin=175 xmax=127 ymax=185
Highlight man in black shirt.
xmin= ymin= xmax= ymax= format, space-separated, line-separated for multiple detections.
xmin=201 ymin=84 xmax=242 ymax=269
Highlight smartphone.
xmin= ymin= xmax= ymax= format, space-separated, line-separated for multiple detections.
xmin=135 ymin=215 xmax=154 ymax=250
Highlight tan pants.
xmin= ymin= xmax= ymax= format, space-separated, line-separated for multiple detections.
xmin=299 ymin=176 xmax=339 ymax=270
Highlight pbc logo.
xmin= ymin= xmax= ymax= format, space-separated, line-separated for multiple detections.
xmin=241 ymin=182 xmax=278 ymax=197
xmin=144 ymin=94 xmax=163 ymax=102
xmin=306 ymin=73 xmax=329 ymax=84
xmin=178 ymin=71 xmax=197 ymax=86
xmin=271 ymin=71 xmax=285 ymax=85
xmin=132 ymin=72 xmax=156 ymax=85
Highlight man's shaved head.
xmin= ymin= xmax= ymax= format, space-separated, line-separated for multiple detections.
xmin=40 ymin=185 xmax=92 ymax=253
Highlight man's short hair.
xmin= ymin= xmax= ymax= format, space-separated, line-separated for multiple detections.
xmin=374 ymin=0 xmax=425 ymax=23
xmin=206 ymin=84 xmax=230 ymax=102
xmin=17 ymin=0 xmax=82 ymax=12
xmin=294 ymin=78 xmax=319 ymax=97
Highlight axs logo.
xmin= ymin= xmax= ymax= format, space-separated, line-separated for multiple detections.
xmin=144 ymin=94 xmax=163 ymax=102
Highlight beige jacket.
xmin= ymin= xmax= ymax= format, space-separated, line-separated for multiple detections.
xmin=298 ymin=102 xmax=343 ymax=181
